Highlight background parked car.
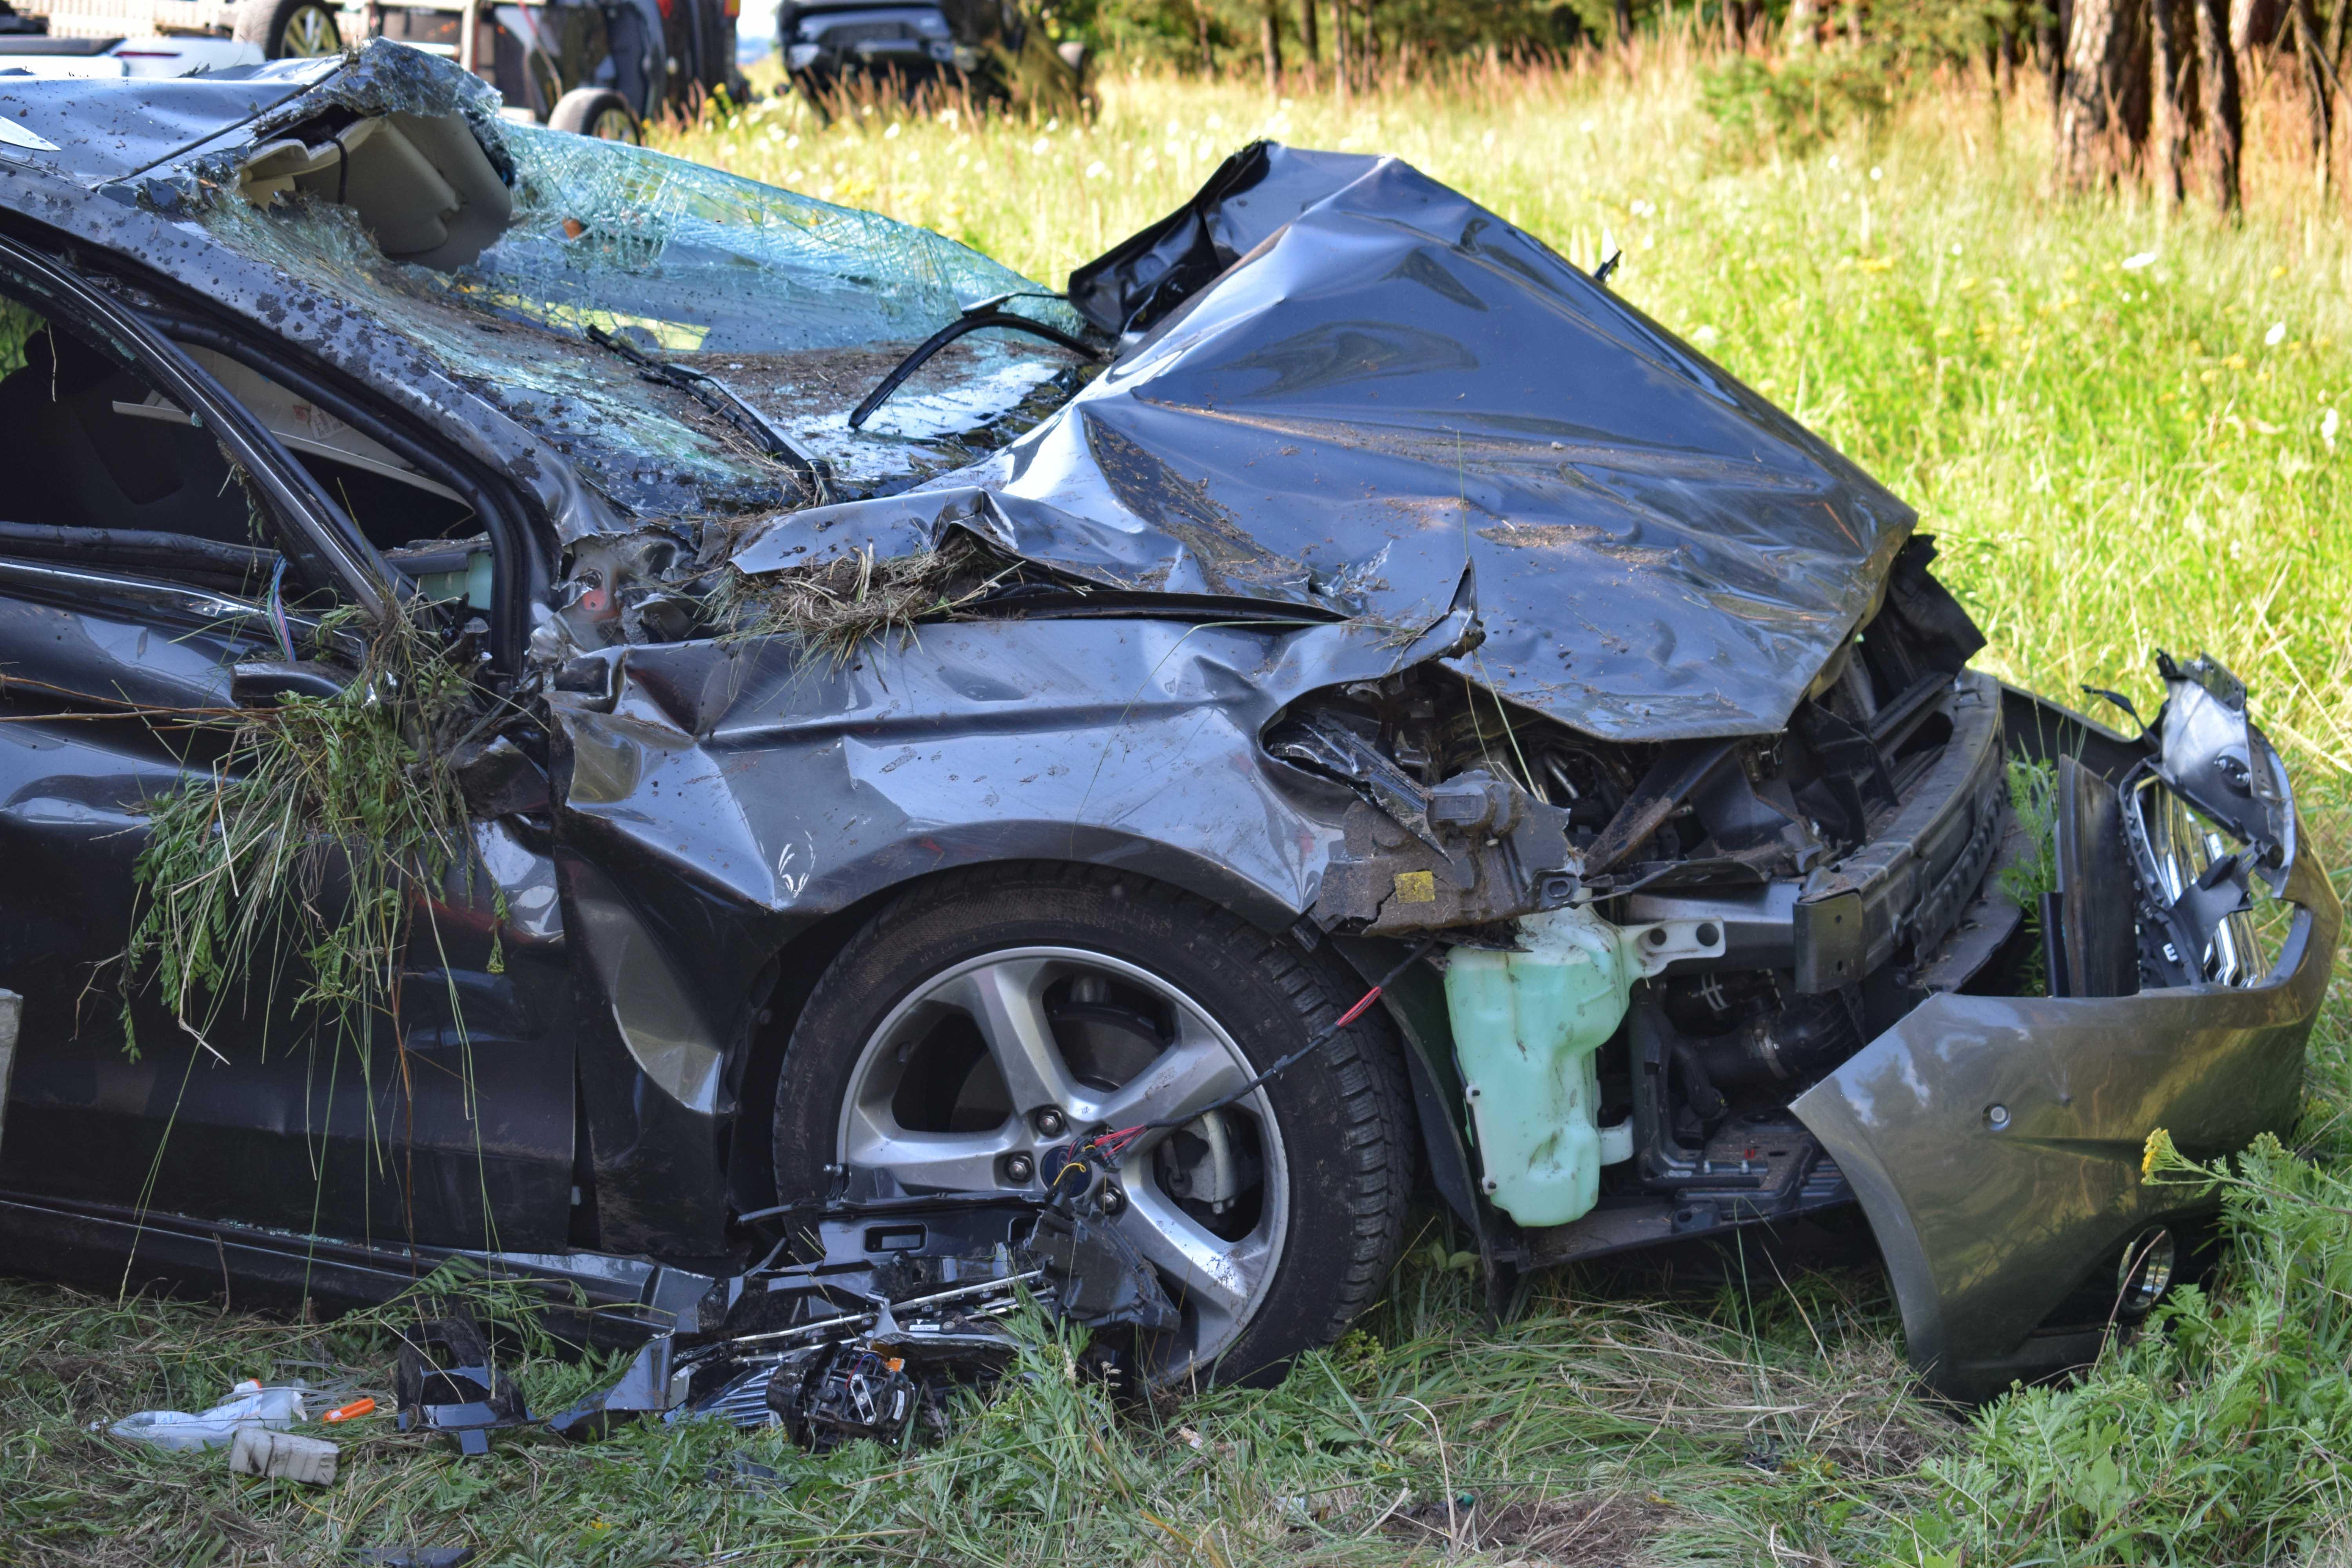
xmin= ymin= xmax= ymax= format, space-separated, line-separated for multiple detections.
xmin=4 ymin=0 xmax=747 ymax=138
xmin=777 ymin=0 xmax=1088 ymax=117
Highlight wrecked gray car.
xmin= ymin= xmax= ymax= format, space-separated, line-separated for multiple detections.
xmin=0 ymin=43 xmax=2333 ymax=1405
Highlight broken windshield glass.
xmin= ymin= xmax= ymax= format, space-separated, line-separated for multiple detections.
xmin=203 ymin=118 xmax=1089 ymax=518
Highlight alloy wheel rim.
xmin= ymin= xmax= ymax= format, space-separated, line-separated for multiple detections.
xmin=280 ymin=5 xmax=341 ymax=56
xmin=838 ymin=946 xmax=1289 ymax=1378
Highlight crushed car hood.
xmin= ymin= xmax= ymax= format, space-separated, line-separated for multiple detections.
xmin=738 ymin=144 xmax=1917 ymax=742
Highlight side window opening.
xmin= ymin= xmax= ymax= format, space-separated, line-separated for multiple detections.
xmin=165 ymin=343 xmax=499 ymax=616
xmin=146 ymin=346 xmax=484 ymax=564
xmin=0 ymin=294 xmax=283 ymax=600
xmin=0 ymin=281 xmax=499 ymax=622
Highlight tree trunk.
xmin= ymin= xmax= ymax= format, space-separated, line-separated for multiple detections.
xmin=2058 ymin=0 xmax=2153 ymax=189
xmin=1614 ymin=0 xmax=1633 ymax=45
xmin=2154 ymin=0 xmax=2199 ymax=206
xmin=2331 ymin=0 xmax=2352 ymax=207
xmin=2289 ymin=0 xmax=2335 ymax=189
xmin=2231 ymin=0 xmax=2286 ymax=51
xmin=1333 ymin=0 xmax=1350 ymax=93
xmin=2044 ymin=0 xmax=2072 ymax=122
xmin=2198 ymin=0 xmax=2245 ymax=212
xmin=1299 ymin=0 xmax=1318 ymax=71
xmin=1194 ymin=0 xmax=1215 ymax=74
xmin=1262 ymin=0 xmax=1283 ymax=91
xmin=1787 ymin=0 xmax=1817 ymax=51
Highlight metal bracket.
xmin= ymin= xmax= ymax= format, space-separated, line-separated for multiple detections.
xmin=1621 ymin=918 xmax=1728 ymax=978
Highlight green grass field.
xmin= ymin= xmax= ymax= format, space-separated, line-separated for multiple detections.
xmin=4 ymin=42 xmax=2350 ymax=1567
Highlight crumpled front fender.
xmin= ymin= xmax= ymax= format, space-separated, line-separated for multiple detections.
xmin=1793 ymin=839 xmax=2339 ymax=1401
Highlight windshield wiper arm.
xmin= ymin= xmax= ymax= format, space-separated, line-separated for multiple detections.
xmin=587 ymin=325 xmax=831 ymax=503
xmin=848 ymin=294 xmax=1103 ymax=431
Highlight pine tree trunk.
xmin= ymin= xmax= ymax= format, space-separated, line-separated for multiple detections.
xmin=2331 ymin=0 xmax=2352 ymax=208
xmin=2154 ymin=0 xmax=2199 ymax=206
xmin=1787 ymin=0 xmax=1818 ymax=51
xmin=1262 ymin=0 xmax=1283 ymax=91
xmin=1615 ymin=0 xmax=1634 ymax=45
xmin=2232 ymin=0 xmax=2286 ymax=50
xmin=2058 ymin=0 xmax=2154 ymax=189
xmin=2290 ymin=0 xmax=2334 ymax=190
xmin=2045 ymin=0 xmax=2072 ymax=122
xmin=1298 ymin=0 xmax=1318 ymax=73
xmin=2198 ymin=0 xmax=2245 ymax=211
xmin=1333 ymin=0 xmax=1350 ymax=94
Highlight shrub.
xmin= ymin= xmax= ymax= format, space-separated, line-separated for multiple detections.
xmin=1889 ymin=1132 xmax=2352 ymax=1566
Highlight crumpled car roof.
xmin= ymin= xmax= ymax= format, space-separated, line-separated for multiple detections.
xmin=739 ymin=145 xmax=1918 ymax=742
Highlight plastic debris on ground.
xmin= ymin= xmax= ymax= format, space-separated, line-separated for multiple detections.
xmin=393 ymin=1314 xmax=532 ymax=1456
xmin=103 ymin=1380 xmax=307 ymax=1450
xmin=229 ymin=1427 xmax=339 ymax=1484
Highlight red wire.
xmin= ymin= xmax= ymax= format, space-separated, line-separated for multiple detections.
xmin=1081 ymin=976 xmax=1389 ymax=1161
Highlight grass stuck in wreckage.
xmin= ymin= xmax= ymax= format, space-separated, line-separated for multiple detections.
xmin=5 ymin=39 xmax=2352 ymax=1568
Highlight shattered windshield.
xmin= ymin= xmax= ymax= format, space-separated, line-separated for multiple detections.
xmin=203 ymin=121 xmax=1089 ymax=519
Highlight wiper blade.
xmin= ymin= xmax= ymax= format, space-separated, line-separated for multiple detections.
xmin=587 ymin=325 xmax=831 ymax=504
xmin=848 ymin=293 xmax=1103 ymax=432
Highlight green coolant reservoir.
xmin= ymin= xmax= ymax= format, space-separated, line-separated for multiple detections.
xmin=1443 ymin=906 xmax=1638 ymax=1227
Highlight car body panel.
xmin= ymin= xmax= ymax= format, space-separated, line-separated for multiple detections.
xmin=735 ymin=143 xmax=1918 ymax=742
xmin=1794 ymin=839 xmax=2338 ymax=1399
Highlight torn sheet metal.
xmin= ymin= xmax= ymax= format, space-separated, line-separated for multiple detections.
xmin=735 ymin=142 xmax=1916 ymax=742
xmin=545 ymin=608 xmax=1482 ymax=951
xmin=1793 ymin=668 xmax=2340 ymax=1399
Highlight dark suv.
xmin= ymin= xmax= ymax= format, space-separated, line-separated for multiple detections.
xmin=777 ymin=0 xmax=1087 ymax=114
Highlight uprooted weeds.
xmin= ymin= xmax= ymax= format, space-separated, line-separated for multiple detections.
xmin=707 ymin=535 xmax=1018 ymax=663
xmin=115 ymin=604 xmax=499 ymax=1061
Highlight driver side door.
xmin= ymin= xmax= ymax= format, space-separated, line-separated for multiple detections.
xmin=0 ymin=240 xmax=575 ymax=1264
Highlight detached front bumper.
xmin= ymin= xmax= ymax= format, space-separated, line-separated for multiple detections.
xmin=1794 ymin=832 xmax=2340 ymax=1401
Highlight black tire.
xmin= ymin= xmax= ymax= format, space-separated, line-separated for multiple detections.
xmin=232 ymin=0 xmax=343 ymax=58
xmin=772 ymin=863 xmax=1414 ymax=1386
xmin=549 ymin=87 xmax=642 ymax=143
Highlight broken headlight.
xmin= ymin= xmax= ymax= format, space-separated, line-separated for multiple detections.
xmin=2124 ymin=771 xmax=2267 ymax=987
xmin=2116 ymin=651 xmax=2298 ymax=990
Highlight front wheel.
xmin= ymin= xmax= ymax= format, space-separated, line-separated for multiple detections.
xmin=772 ymin=865 xmax=1414 ymax=1385
xmin=233 ymin=0 xmax=343 ymax=58
xmin=549 ymin=87 xmax=642 ymax=143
